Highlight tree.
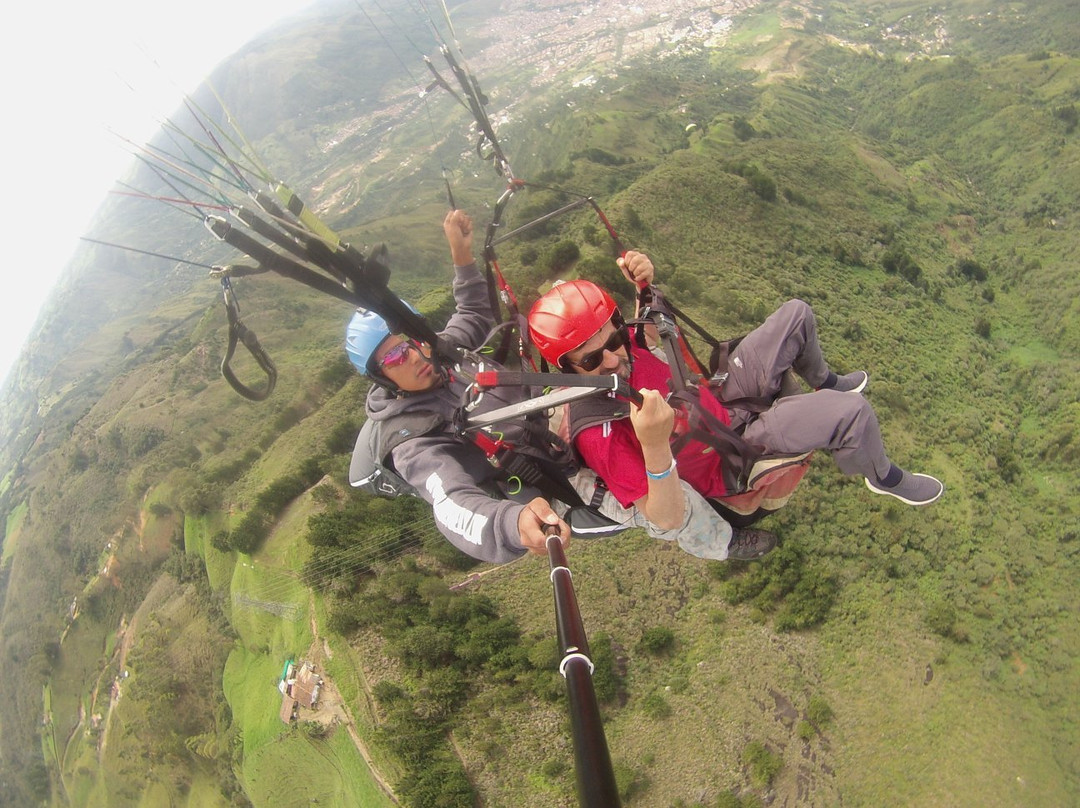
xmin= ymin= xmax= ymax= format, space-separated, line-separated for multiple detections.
xmin=956 ymin=258 xmax=987 ymax=282
xmin=546 ymin=240 xmax=581 ymax=274
xmin=325 ymin=419 xmax=359 ymax=454
xmin=746 ymin=166 xmax=777 ymax=201
xmin=733 ymin=116 xmax=757 ymax=141
xmin=397 ymin=755 xmax=475 ymax=808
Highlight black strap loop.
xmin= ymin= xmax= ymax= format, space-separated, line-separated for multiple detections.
xmin=219 ymin=277 xmax=277 ymax=401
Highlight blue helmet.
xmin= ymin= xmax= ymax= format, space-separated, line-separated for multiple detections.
xmin=345 ymin=303 xmax=421 ymax=375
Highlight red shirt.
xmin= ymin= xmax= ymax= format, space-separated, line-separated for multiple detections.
xmin=574 ymin=346 xmax=731 ymax=508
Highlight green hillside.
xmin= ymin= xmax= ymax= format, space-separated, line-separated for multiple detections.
xmin=1 ymin=1 xmax=1078 ymax=806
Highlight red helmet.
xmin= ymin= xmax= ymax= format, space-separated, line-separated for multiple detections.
xmin=528 ymin=279 xmax=618 ymax=366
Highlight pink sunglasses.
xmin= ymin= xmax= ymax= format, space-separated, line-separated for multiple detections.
xmin=378 ymin=341 xmax=415 ymax=370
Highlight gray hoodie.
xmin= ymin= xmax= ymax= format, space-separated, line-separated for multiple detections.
xmin=365 ymin=262 xmax=543 ymax=563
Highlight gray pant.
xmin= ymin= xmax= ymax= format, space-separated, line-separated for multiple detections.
xmin=570 ymin=469 xmax=734 ymax=560
xmin=720 ymin=299 xmax=892 ymax=482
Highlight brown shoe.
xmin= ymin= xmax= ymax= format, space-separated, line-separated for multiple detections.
xmin=727 ymin=528 xmax=777 ymax=561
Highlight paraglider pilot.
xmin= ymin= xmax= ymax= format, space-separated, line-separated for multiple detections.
xmin=347 ymin=210 xmax=572 ymax=563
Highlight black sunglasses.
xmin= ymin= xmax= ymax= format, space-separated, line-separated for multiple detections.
xmin=570 ymin=325 xmax=630 ymax=371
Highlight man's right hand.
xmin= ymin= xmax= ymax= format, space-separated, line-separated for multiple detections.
xmin=629 ymin=389 xmax=684 ymax=530
xmin=630 ymin=388 xmax=675 ymax=450
xmin=516 ymin=497 xmax=569 ymax=555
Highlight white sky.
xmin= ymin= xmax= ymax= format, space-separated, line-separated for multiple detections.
xmin=0 ymin=0 xmax=317 ymax=388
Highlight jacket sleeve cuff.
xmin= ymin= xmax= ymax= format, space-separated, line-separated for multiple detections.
xmin=496 ymin=502 xmax=527 ymax=554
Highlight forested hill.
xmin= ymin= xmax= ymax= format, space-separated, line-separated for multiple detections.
xmin=1 ymin=0 xmax=1078 ymax=805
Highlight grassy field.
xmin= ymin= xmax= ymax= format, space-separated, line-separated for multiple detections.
xmin=2 ymin=499 xmax=27 ymax=564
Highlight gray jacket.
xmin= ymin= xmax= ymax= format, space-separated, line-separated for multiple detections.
xmin=365 ymin=262 xmax=544 ymax=563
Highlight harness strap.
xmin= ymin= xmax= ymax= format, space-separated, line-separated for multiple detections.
xmin=468 ymin=431 xmax=586 ymax=508
xmin=637 ymin=286 xmax=711 ymax=378
xmin=668 ymin=389 xmax=764 ymax=494
xmin=498 ymin=447 xmax=586 ymax=508
xmin=589 ymin=478 xmax=608 ymax=510
xmin=219 ymin=277 xmax=277 ymax=401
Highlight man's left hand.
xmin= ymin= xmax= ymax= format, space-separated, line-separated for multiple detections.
xmin=617 ymin=250 xmax=655 ymax=287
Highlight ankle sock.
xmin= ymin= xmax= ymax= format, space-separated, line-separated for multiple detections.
xmin=821 ymin=371 xmax=838 ymax=389
xmin=879 ymin=464 xmax=903 ymax=488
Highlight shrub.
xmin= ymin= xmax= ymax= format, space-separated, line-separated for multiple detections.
xmin=318 ymin=355 xmax=354 ymax=389
xmin=273 ymin=405 xmax=305 ymax=433
xmin=228 ymin=512 xmax=271 ymax=554
xmin=746 ymin=168 xmax=777 ymax=202
xmin=638 ymin=626 xmax=675 ymax=655
xmin=325 ymin=419 xmax=359 ymax=455
xmin=924 ymin=600 xmax=958 ymax=638
xmin=1054 ymin=103 xmax=1078 ymax=133
xmin=129 ymin=426 xmax=166 ymax=457
xmin=806 ymin=695 xmax=834 ymax=726
xmin=255 ymin=476 xmax=309 ymax=512
xmin=148 ymin=502 xmax=172 ymax=517
xmin=641 ymin=691 xmax=672 ymax=719
xmin=300 ymin=721 xmax=329 ymax=739
xmin=721 ymin=544 xmax=837 ymax=631
xmin=574 ymin=146 xmax=630 ymax=165
xmin=742 ymin=741 xmax=782 ymax=787
xmin=882 ymin=247 xmax=923 ymax=286
xmin=614 ymin=761 xmax=650 ymax=802
xmin=589 ymin=632 xmax=622 ymax=704
xmin=733 ymin=116 xmax=757 ymax=141
xmin=715 ymin=792 xmax=743 ymax=808
xmin=956 ymin=258 xmax=987 ymax=282
xmin=210 ymin=530 xmax=231 ymax=552
xmin=372 ymin=681 xmax=406 ymax=706
xmin=773 ymin=567 xmax=839 ymax=631
xmin=524 ymin=636 xmax=557 ymax=671
xmin=540 ymin=757 xmax=568 ymax=779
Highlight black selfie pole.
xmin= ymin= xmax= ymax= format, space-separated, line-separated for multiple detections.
xmin=546 ymin=529 xmax=621 ymax=807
